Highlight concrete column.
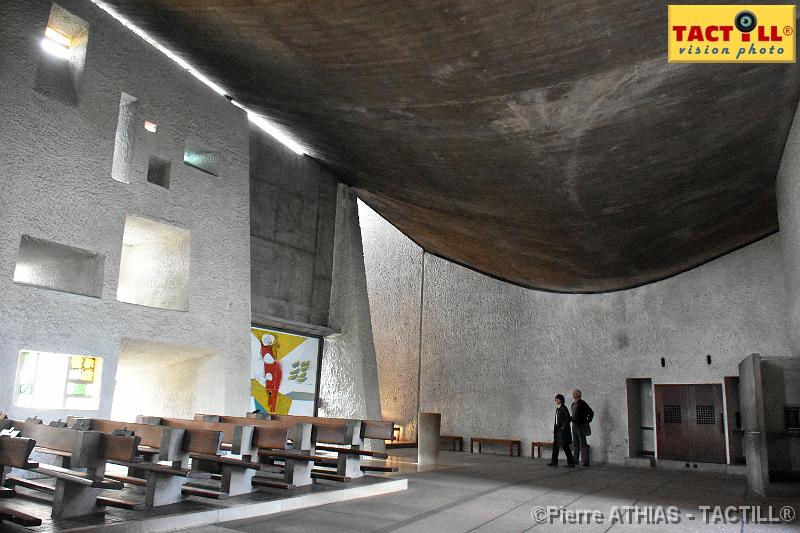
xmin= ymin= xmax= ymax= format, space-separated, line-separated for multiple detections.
xmin=776 ymin=101 xmax=800 ymax=355
xmin=738 ymin=353 xmax=769 ymax=496
xmin=417 ymin=412 xmax=441 ymax=465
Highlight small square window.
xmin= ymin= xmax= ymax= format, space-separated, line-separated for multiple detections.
xmin=184 ymin=142 xmax=221 ymax=176
xmin=35 ymin=4 xmax=90 ymax=105
xmin=786 ymin=406 xmax=800 ymax=430
xmin=147 ymin=156 xmax=171 ymax=188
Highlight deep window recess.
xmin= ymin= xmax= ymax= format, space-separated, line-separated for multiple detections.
xmin=34 ymin=4 xmax=90 ymax=105
xmin=13 ymin=235 xmax=105 ymax=297
xmin=147 ymin=156 xmax=171 ymax=188
xmin=14 ymin=350 xmax=103 ymax=410
xmin=183 ymin=142 xmax=221 ymax=176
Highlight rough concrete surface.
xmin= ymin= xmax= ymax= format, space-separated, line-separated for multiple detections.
xmin=91 ymin=0 xmax=800 ymax=291
xmin=777 ymin=100 xmax=800 ymax=356
xmin=183 ymin=450 xmax=800 ymax=533
xmin=318 ymin=186 xmax=382 ymax=425
xmin=360 ymin=200 xmax=793 ymax=462
xmin=0 ymin=0 xmax=251 ymax=421
xmin=249 ymin=126 xmax=338 ymax=329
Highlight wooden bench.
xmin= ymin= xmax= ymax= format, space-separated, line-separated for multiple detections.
xmin=440 ymin=435 xmax=464 ymax=451
xmin=0 ymin=435 xmax=43 ymax=527
xmin=250 ymin=415 xmax=366 ymax=480
xmin=531 ymin=440 xmax=551 ymax=459
xmin=0 ymin=419 xmax=139 ymax=519
xmin=271 ymin=414 xmax=397 ymax=478
xmin=191 ymin=424 xmax=300 ymax=493
xmin=470 ymin=437 xmax=521 ymax=457
xmin=75 ymin=418 xmax=221 ymax=506
xmin=192 ymin=415 xmax=322 ymax=488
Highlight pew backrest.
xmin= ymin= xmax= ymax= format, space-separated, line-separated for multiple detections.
xmin=0 ymin=436 xmax=38 ymax=469
xmin=88 ymin=419 xmax=165 ymax=449
xmin=136 ymin=418 xmax=223 ymax=455
xmin=0 ymin=419 xmax=140 ymax=467
xmin=199 ymin=415 xmax=308 ymax=450
xmin=360 ymin=420 xmax=394 ymax=441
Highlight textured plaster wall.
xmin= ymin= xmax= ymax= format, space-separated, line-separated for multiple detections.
xmin=360 ymin=201 xmax=792 ymax=461
xmin=760 ymin=356 xmax=800 ymax=473
xmin=359 ymin=202 xmax=423 ymax=440
xmin=250 ymin=127 xmax=337 ymax=329
xmin=777 ymin=99 xmax=800 ymax=356
xmin=110 ymin=339 xmax=218 ymax=422
xmin=318 ymin=186 xmax=382 ymax=424
xmin=0 ymin=0 xmax=251 ymax=422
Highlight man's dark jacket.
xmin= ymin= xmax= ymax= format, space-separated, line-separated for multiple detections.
xmin=571 ymin=399 xmax=594 ymax=424
xmin=571 ymin=399 xmax=595 ymax=434
xmin=553 ymin=404 xmax=572 ymax=446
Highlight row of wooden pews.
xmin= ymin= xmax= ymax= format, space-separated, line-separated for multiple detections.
xmin=0 ymin=416 xmax=140 ymax=525
xmin=0 ymin=411 xmax=396 ymax=526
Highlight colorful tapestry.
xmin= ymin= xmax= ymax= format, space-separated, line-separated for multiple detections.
xmin=250 ymin=326 xmax=320 ymax=415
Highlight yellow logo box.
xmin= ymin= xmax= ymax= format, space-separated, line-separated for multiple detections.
xmin=668 ymin=5 xmax=796 ymax=63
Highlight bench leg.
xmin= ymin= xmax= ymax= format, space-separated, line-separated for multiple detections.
xmin=221 ymin=466 xmax=255 ymax=496
xmin=145 ymin=472 xmax=188 ymax=507
xmin=51 ymin=480 xmax=103 ymax=519
xmin=284 ymin=458 xmax=313 ymax=487
xmin=338 ymin=455 xmax=364 ymax=479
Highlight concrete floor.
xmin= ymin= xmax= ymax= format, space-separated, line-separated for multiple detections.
xmin=178 ymin=450 xmax=800 ymax=533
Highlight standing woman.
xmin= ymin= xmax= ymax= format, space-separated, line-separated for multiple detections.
xmin=548 ymin=394 xmax=576 ymax=467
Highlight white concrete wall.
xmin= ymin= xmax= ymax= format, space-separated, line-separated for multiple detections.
xmin=761 ymin=356 xmax=800 ymax=473
xmin=360 ymin=201 xmax=792 ymax=461
xmin=318 ymin=187 xmax=382 ymax=424
xmin=0 ymin=0 xmax=252 ymax=422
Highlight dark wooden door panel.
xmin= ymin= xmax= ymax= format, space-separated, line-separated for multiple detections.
xmin=655 ymin=384 xmax=726 ymax=464
xmin=655 ymin=385 xmax=691 ymax=461
xmin=690 ymin=384 xmax=726 ymax=464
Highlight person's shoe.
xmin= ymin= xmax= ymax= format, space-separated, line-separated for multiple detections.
xmin=582 ymin=464 xmax=590 ymax=467
xmin=546 ymin=462 xmax=557 ymax=467
xmin=564 ymin=463 xmax=576 ymax=468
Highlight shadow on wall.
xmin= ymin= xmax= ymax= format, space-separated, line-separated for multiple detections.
xmin=110 ymin=338 xmax=217 ymax=422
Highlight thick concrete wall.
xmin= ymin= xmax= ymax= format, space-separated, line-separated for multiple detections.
xmin=777 ymin=97 xmax=800 ymax=356
xmin=360 ymin=202 xmax=423 ymax=440
xmin=360 ymin=201 xmax=792 ymax=461
xmin=250 ymin=128 xmax=337 ymax=329
xmin=318 ymin=187 xmax=382 ymax=424
xmin=0 ymin=0 xmax=251 ymax=421
xmin=761 ymin=356 xmax=800 ymax=474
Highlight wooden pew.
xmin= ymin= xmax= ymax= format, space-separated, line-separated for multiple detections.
xmin=0 ymin=419 xmax=138 ymax=519
xmin=70 ymin=418 xmax=219 ymax=507
xmin=158 ymin=416 xmax=316 ymax=492
xmin=271 ymin=415 xmax=397 ymax=478
xmin=207 ymin=414 xmax=365 ymax=481
xmin=0 ymin=436 xmax=43 ymax=527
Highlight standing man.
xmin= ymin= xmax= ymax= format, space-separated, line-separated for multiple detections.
xmin=548 ymin=394 xmax=575 ymax=468
xmin=570 ymin=389 xmax=594 ymax=467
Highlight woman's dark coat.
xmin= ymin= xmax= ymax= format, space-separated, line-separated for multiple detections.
xmin=553 ymin=404 xmax=573 ymax=447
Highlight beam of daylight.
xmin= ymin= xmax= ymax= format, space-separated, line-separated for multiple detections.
xmin=88 ymin=0 xmax=309 ymax=155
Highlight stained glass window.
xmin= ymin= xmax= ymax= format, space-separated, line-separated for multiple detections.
xmin=14 ymin=350 xmax=102 ymax=409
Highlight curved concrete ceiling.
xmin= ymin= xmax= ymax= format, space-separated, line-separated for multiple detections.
xmin=104 ymin=0 xmax=800 ymax=292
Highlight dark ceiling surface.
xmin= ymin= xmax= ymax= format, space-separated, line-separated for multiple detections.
xmin=104 ymin=0 xmax=800 ymax=292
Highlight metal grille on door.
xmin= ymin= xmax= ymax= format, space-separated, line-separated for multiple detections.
xmin=696 ymin=405 xmax=715 ymax=424
xmin=664 ymin=405 xmax=682 ymax=424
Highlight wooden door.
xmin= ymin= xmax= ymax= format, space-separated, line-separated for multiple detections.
xmin=655 ymin=384 xmax=726 ymax=464
xmin=655 ymin=385 xmax=691 ymax=461
xmin=690 ymin=384 xmax=726 ymax=463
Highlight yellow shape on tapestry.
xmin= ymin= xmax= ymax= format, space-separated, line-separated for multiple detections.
xmin=250 ymin=378 xmax=294 ymax=414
